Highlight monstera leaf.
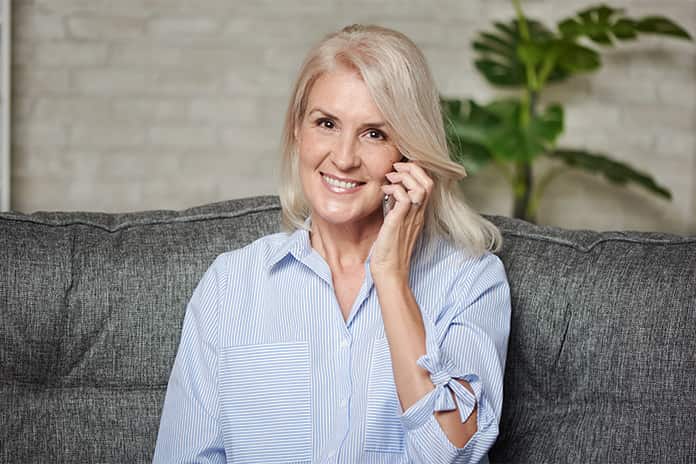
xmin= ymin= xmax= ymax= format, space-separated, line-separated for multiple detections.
xmin=443 ymin=97 xmax=564 ymax=166
xmin=473 ymin=19 xmax=570 ymax=87
xmin=558 ymin=5 xmax=692 ymax=43
xmin=442 ymin=98 xmax=494 ymax=174
xmin=473 ymin=7 xmax=691 ymax=89
xmin=549 ymin=149 xmax=672 ymax=199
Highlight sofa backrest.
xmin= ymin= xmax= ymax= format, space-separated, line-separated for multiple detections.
xmin=1 ymin=197 xmax=281 ymax=463
xmin=1 ymin=196 xmax=694 ymax=463
xmin=489 ymin=216 xmax=696 ymax=463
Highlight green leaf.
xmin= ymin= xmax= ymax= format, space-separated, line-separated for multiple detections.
xmin=442 ymin=97 xmax=564 ymax=164
xmin=473 ymin=19 xmax=569 ymax=87
xmin=548 ymin=149 xmax=672 ymax=199
xmin=441 ymin=98 xmax=494 ymax=174
xmin=636 ymin=16 xmax=693 ymax=40
xmin=556 ymin=42 xmax=601 ymax=72
xmin=611 ymin=18 xmax=638 ymax=40
xmin=474 ymin=59 xmax=526 ymax=86
xmin=557 ymin=6 xmax=692 ymax=44
xmin=517 ymin=40 xmax=547 ymax=67
xmin=486 ymin=101 xmax=564 ymax=162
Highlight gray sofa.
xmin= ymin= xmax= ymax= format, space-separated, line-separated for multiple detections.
xmin=1 ymin=195 xmax=694 ymax=463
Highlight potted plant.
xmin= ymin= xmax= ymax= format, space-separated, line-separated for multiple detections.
xmin=443 ymin=1 xmax=693 ymax=223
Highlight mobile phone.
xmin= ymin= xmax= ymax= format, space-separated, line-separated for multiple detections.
xmin=382 ymin=193 xmax=396 ymax=217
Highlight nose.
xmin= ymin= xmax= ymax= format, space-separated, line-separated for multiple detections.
xmin=331 ymin=133 xmax=361 ymax=170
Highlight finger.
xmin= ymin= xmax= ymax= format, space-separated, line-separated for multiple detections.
xmin=381 ymin=183 xmax=413 ymax=214
xmin=385 ymin=171 xmax=426 ymax=205
xmin=393 ymin=162 xmax=434 ymax=194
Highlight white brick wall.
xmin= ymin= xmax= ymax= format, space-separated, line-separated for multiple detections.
xmin=11 ymin=0 xmax=696 ymax=234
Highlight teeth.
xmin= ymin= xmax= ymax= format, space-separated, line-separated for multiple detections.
xmin=323 ymin=175 xmax=359 ymax=189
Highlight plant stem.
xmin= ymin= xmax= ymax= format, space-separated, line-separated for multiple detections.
xmin=527 ymin=161 xmax=568 ymax=219
xmin=513 ymin=0 xmax=539 ymax=91
xmin=513 ymin=90 xmax=539 ymax=222
xmin=513 ymin=161 xmax=535 ymax=222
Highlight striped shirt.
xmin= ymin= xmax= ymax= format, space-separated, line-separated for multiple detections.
xmin=153 ymin=219 xmax=511 ymax=463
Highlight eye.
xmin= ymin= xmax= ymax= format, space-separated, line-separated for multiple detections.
xmin=366 ymin=129 xmax=386 ymax=140
xmin=315 ymin=118 xmax=335 ymax=130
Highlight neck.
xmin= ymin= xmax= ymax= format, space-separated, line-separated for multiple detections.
xmin=309 ymin=212 xmax=383 ymax=272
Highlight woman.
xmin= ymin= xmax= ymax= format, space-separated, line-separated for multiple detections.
xmin=154 ymin=24 xmax=510 ymax=464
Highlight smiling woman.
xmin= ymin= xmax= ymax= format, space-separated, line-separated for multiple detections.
xmin=153 ymin=24 xmax=511 ymax=464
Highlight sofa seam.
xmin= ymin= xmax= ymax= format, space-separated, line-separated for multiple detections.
xmin=1 ymin=382 xmax=168 ymax=391
xmin=0 ymin=203 xmax=282 ymax=233
xmin=500 ymin=230 xmax=696 ymax=252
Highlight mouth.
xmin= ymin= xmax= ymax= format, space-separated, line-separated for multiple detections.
xmin=320 ymin=172 xmax=366 ymax=193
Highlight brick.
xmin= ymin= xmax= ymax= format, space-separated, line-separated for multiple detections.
xmin=151 ymin=69 xmax=222 ymax=96
xmin=224 ymin=67 xmax=294 ymax=97
xmin=380 ymin=19 xmax=450 ymax=47
xmin=15 ymin=13 xmax=66 ymax=41
xmin=11 ymin=146 xmax=71 ymax=178
xmin=140 ymin=178 xmax=220 ymax=211
xmin=66 ymin=180 xmax=144 ymax=212
xmin=109 ymin=44 xmax=182 ymax=66
xmin=70 ymin=124 xmax=146 ymax=147
xmin=657 ymin=78 xmax=696 ymax=108
xmin=13 ymin=98 xmax=36 ymax=122
xmin=12 ymin=42 xmax=35 ymax=66
xmin=588 ymin=77 xmax=659 ymax=105
xmin=72 ymin=69 xmax=149 ymax=95
xmin=564 ymin=101 xmax=622 ymax=130
xmin=148 ymin=126 xmax=216 ymax=148
xmin=655 ymin=131 xmax=696 ymax=158
xmin=34 ymin=97 xmax=113 ymax=123
xmin=217 ymin=174 xmax=277 ymax=199
xmin=12 ymin=67 xmax=71 ymax=96
xmin=34 ymin=42 xmax=109 ymax=66
xmin=621 ymin=103 xmax=695 ymax=132
xmin=33 ymin=0 xmax=167 ymax=18
xmin=13 ymin=122 xmax=69 ymax=147
xmin=148 ymin=17 xmax=219 ymax=38
xmin=223 ymin=17 xmax=320 ymax=47
xmin=65 ymin=150 xmax=180 ymax=181
xmin=190 ymin=97 xmax=258 ymax=124
xmin=11 ymin=177 xmax=75 ymax=213
xmin=112 ymin=99 xmax=191 ymax=122
xmin=68 ymin=15 xmax=145 ymax=40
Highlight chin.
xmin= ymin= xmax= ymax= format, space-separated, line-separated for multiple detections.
xmin=312 ymin=202 xmax=382 ymax=227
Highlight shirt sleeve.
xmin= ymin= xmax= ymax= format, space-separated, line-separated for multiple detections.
xmin=152 ymin=256 xmax=227 ymax=463
xmin=399 ymin=252 xmax=511 ymax=464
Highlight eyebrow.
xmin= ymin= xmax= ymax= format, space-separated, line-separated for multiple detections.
xmin=308 ymin=107 xmax=386 ymax=129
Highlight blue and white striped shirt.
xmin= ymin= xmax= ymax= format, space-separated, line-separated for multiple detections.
xmin=153 ymin=221 xmax=511 ymax=464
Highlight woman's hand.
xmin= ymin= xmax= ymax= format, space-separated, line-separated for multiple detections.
xmin=369 ymin=161 xmax=434 ymax=282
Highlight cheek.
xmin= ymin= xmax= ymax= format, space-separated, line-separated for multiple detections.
xmin=369 ymin=148 xmax=401 ymax=177
xmin=297 ymin=130 xmax=326 ymax=165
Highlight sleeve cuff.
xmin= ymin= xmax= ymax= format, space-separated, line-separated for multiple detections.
xmin=399 ymin=350 xmax=482 ymax=431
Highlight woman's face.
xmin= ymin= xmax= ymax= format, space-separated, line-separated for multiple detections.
xmin=295 ymin=66 xmax=402 ymax=230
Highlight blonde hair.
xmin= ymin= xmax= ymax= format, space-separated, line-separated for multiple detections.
xmin=278 ymin=24 xmax=502 ymax=257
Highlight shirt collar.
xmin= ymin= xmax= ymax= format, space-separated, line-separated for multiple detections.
xmin=265 ymin=215 xmax=313 ymax=270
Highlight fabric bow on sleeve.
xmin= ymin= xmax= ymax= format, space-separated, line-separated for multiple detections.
xmin=416 ymin=352 xmax=482 ymax=424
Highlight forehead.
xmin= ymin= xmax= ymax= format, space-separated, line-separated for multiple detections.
xmin=306 ymin=67 xmax=384 ymax=122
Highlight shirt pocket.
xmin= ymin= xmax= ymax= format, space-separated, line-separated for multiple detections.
xmin=364 ymin=337 xmax=405 ymax=454
xmin=219 ymin=341 xmax=312 ymax=464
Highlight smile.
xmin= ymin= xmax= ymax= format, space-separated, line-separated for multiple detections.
xmin=321 ymin=173 xmax=365 ymax=192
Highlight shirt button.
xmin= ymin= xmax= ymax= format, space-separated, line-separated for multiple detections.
xmin=339 ymin=338 xmax=349 ymax=348
xmin=339 ymin=398 xmax=347 ymax=408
